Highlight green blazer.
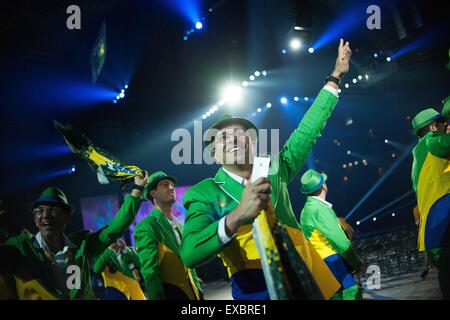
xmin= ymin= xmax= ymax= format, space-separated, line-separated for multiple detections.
xmin=134 ymin=208 xmax=202 ymax=300
xmin=181 ymin=88 xmax=338 ymax=269
xmin=300 ymin=197 xmax=359 ymax=267
xmin=3 ymin=195 xmax=141 ymax=299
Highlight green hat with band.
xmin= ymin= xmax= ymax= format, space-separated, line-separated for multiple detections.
xmin=301 ymin=169 xmax=328 ymax=195
xmin=411 ymin=108 xmax=445 ymax=135
xmin=143 ymin=171 xmax=177 ymax=201
xmin=30 ymin=187 xmax=74 ymax=214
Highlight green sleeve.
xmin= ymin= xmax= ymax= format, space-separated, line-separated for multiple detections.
xmin=428 ymin=132 xmax=450 ymax=158
xmin=126 ymin=247 xmax=141 ymax=269
xmin=314 ymin=208 xmax=351 ymax=255
xmin=189 ymin=268 xmax=203 ymax=295
xmin=92 ymin=248 xmax=115 ymax=274
xmin=180 ymin=190 xmax=224 ymax=269
xmin=134 ymin=226 xmax=165 ymax=300
xmin=89 ymin=195 xmax=142 ymax=259
xmin=275 ymin=89 xmax=338 ymax=183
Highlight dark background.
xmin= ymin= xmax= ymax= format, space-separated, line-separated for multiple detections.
xmin=0 ymin=0 xmax=449 ymax=238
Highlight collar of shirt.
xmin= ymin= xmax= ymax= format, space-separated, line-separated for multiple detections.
xmin=222 ymin=167 xmax=248 ymax=186
xmin=35 ymin=231 xmax=78 ymax=255
xmin=310 ymin=196 xmax=333 ymax=208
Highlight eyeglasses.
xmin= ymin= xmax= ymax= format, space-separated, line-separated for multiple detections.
xmin=33 ymin=206 xmax=63 ymax=216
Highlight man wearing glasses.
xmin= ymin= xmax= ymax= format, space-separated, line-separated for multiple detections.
xmin=0 ymin=171 xmax=148 ymax=299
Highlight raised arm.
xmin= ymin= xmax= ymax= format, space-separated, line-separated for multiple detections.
xmin=275 ymin=39 xmax=352 ymax=183
xmin=90 ymin=172 xmax=149 ymax=258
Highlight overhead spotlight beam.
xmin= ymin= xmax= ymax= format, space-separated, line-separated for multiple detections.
xmin=345 ymin=139 xmax=417 ymax=220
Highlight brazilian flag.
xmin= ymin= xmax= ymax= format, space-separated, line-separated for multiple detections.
xmin=54 ymin=120 xmax=143 ymax=188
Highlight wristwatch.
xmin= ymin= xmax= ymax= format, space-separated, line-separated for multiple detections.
xmin=325 ymin=74 xmax=341 ymax=87
xmin=131 ymin=184 xmax=145 ymax=192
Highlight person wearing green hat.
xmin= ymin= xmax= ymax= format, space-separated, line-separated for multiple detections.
xmin=0 ymin=172 xmax=148 ymax=300
xmin=93 ymin=238 xmax=146 ymax=300
xmin=299 ymin=169 xmax=362 ymax=300
xmin=411 ymin=107 xmax=450 ymax=299
xmin=180 ymin=39 xmax=352 ymax=300
xmin=134 ymin=171 xmax=203 ymax=300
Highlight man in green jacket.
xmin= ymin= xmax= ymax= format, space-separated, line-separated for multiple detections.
xmin=134 ymin=171 xmax=203 ymax=300
xmin=93 ymin=238 xmax=146 ymax=300
xmin=411 ymin=107 xmax=450 ymax=299
xmin=0 ymin=172 xmax=148 ymax=299
xmin=180 ymin=39 xmax=352 ymax=300
xmin=299 ymin=169 xmax=362 ymax=300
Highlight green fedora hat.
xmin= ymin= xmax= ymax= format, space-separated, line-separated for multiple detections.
xmin=442 ymin=96 xmax=450 ymax=119
xmin=301 ymin=169 xmax=328 ymax=195
xmin=204 ymin=114 xmax=258 ymax=153
xmin=29 ymin=187 xmax=74 ymax=214
xmin=411 ymin=108 xmax=445 ymax=135
xmin=143 ymin=171 xmax=177 ymax=201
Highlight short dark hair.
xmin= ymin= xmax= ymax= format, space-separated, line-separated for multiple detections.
xmin=307 ymin=188 xmax=323 ymax=197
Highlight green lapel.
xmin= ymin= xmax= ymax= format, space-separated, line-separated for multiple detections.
xmin=151 ymin=208 xmax=181 ymax=256
xmin=213 ymin=167 xmax=245 ymax=205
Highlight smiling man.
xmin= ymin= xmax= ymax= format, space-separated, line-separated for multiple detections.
xmin=181 ymin=39 xmax=352 ymax=300
xmin=0 ymin=172 xmax=148 ymax=299
xmin=134 ymin=171 xmax=203 ymax=300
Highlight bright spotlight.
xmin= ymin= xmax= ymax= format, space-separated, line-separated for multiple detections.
xmin=183 ymin=36 xmax=188 ymax=41
xmin=195 ymin=21 xmax=203 ymax=30
xmin=294 ymin=26 xmax=301 ymax=31
xmin=257 ymin=108 xmax=262 ymax=113
xmin=358 ymin=75 xmax=362 ymax=80
xmin=344 ymin=83 xmax=349 ymax=88
xmin=365 ymin=74 xmax=369 ymax=80
xmin=347 ymin=150 xmax=351 ymax=155
xmin=242 ymin=81 xmax=249 ymax=87
xmin=289 ymin=38 xmax=302 ymax=50
xmin=392 ymin=212 xmax=396 ymax=217
xmin=212 ymin=105 xmax=218 ymax=112
xmin=294 ymin=96 xmax=299 ymax=102
xmin=280 ymin=97 xmax=288 ymax=104
xmin=116 ymin=95 xmax=120 ymax=100
xmin=304 ymin=97 xmax=309 ymax=101
xmin=308 ymin=47 xmax=314 ymax=54
xmin=202 ymin=115 xmax=207 ymax=120
xmin=221 ymin=84 xmax=243 ymax=106
xmin=119 ymin=92 xmax=125 ymax=98
xmin=206 ymin=111 xmax=211 ymax=117
xmin=71 ymin=165 xmax=76 ymax=173
xmin=113 ymin=99 xmax=117 ymax=104
xmin=262 ymin=70 xmax=267 ymax=76
xmin=266 ymin=102 xmax=272 ymax=108
xmin=384 ymin=139 xmax=389 ymax=144
xmin=386 ymin=57 xmax=391 ymax=62
xmin=352 ymin=78 xmax=357 ymax=84
xmin=281 ymin=49 xmax=287 ymax=54
xmin=338 ymin=89 xmax=342 ymax=93
xmin=124 ymin=85 xmax=128 ymax=89
xmin=218 ymin=100 xmax=225 ymax=106
xmin=373 ymin=217 xmax=377 ymax=221
xmin=254 ymin=71 xmax=260 ymax=77
xmin=249 ymin=75 xmax=255 ymax=81
xmin=373 ymin=53 xmax=378 ymax=58
xmin=356 ymin=221 xmax=360 ymax=225
xmin=121 ymin=89 xmax=125 ymax=93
